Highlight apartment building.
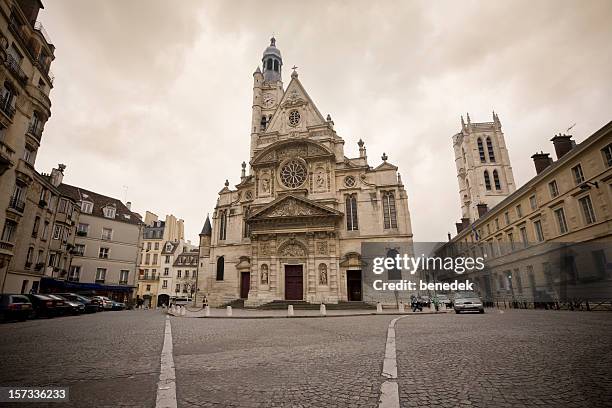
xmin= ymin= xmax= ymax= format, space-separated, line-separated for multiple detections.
xmin=41 ymin=184 xmax=143 ymax=302
xmin=0 ymin=0 xmax=58 ymax=293
xmin=135 ymin=212 xmax=184 ymax=307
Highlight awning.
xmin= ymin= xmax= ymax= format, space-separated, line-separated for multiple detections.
xmin=40 ymin=277 xmax=136 ymax=293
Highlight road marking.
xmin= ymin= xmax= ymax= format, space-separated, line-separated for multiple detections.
xmin=378 ymin=315 xmax=409 ymax=408
xmin=156 ymin=316 xmax=177 ymax=408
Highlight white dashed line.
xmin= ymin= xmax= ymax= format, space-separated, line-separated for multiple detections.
xmin=156 ymin=316 xmax=177 ymax=408
xmin=378 ymin=315 xmax=409 ymax=408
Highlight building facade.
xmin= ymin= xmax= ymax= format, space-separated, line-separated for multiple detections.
xmin=46 ymin=184 xmax=143 ymax=302
xmin=453 ymin=113 xmax=516 ymax=224
xmin=172 ymin=248 xmax=198 ymax=300
xmin=0 ymin=0 xmax=57 ymax=293
xmin=135 ymin=212 xmax=185 ymax=307
xmin=437 ymin=121 xmax=612 ymax=305
xmin=1 ymin=164 xmax=80 ymax=293
xmin=197 ymin=38 xmax=414 ymax=307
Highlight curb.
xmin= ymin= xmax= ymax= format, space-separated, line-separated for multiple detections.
xmin=166 ymin=311 xmax=451 ymax=319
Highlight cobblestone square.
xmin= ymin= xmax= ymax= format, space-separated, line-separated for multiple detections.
xmin=0 ymin=309 xmax=610 ymax=407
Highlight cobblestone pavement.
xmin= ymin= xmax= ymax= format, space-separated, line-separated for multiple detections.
xmin=0 ymin=308 xmax=610 ymax=407
xmin=396 ymin=309 xmax=612 ymax=408
xmin=0 ymin=310 xmax=166 ymax=407
xmin=171 ymin=315 xmax=390 ymax=407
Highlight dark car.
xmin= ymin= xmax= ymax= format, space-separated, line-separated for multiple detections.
xmin=25 ymin=294 xmax=58 ymax=318
xmin=0 ymin=294 xmax=33 ymax=322
xmin=49 ymin=294 xmax=85 ymax=315
xmin=43 ymin=294 xmax=72 ymax=316
xmin=56 ymin=293 xmax=98 ymax=313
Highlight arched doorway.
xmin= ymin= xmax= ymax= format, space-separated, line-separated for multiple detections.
xmin=158 ymin=294 xmax=169 ymax=307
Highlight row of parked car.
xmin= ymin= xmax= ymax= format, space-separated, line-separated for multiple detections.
xmin=0 ymin=293 xmax=126 ymax=322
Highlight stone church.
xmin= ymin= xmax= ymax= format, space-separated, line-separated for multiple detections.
xmin=197 ymin=38 xmax=413 ymax=307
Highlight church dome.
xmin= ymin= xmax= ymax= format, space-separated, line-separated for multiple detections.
xmin=263 ymin=36 xmax=282 ymax=58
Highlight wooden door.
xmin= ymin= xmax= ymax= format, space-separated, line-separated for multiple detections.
xmin=347 ymin=270 xmax=362 ymax=301
xmin=240 ymin=272 xmax=250 ymax=299
xmin=284 ymin=265 xmax=303 ymax=300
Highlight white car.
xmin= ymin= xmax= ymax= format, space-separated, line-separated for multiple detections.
xmin=454 ymin=292 xmax=485 ymax=314
xmin=92 ymin=296 xmax=113 ymax=310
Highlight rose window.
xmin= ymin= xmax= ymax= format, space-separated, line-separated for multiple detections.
xmin=344 ymin=176 xmax=356 ymax=187
xmin=288 ymin=110 xmax=301 ymax=126
xmin=280 ymin=159 xmax=307 ymax=188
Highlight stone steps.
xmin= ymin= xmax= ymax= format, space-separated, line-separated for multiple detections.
xmin=256 ymin=300 xmax=376 ymax=310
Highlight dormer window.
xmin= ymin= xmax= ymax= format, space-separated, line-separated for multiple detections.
xmin=81 ymin=201 xmax=93 ymax=214
xmin=103 ymin=206 xmax=116 ymax=218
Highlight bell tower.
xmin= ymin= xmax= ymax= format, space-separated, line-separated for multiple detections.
xmin=453 ymin=112 xmax=516 ymax=222
xmin=250 ymin=37 xmax=285 ymax=160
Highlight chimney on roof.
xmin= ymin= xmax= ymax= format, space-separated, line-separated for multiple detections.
xmin=50 ymin=164 xmax=66 ymax=187
xmin=126 ymin=201 xmax=132 ymax=211
xmin=477 ymin=203 xmax=488 ymax=218
xmin=456 ymin=217 xmax=471 ymax=233
xmin=531 ymin=151 xmax=553 ymax=174
xmin=551 ymin=134 xmax=574 ymax=160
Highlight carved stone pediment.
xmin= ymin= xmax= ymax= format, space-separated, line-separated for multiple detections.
xmin=248 ymin=194 xmax=342 ymax=222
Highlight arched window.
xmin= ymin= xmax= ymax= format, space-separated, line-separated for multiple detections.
xmin=484 ymin=170 xmax=491 ymax=190
xmin=218 ymin=210 xmax=227 ymax=241
xmin=387 ymin=249 xmax=401 ymax=280
xmin=477 ymin=138 xmax=486 ymax=162
xmin=216 ymin=256 xmax=224 ymax=281
xmin=273 ymin=59 xmax=279 ymax=72
xmin=345 ymin=194 xmax=358 ymax=231
xmin=493 ymin=170 xmax=501 ymax=190
xmin=486 ymin=137 xmax=496 ymax=162
xmin=382 ymin=191 xmax=397 ymax=229
xmin=266 ymin=59 xmax=273 ymax=70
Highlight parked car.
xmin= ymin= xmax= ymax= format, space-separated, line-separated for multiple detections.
xmin=25 ymin=294 xmax=58 ymax=318
xmin=56 ymin=293 xmax=99 ymax=313
xmin=50 ymin=294 xmax=85 ymax=315
xmin=0 ymin=294 xmax=33 ymax=322
xmin=111 ymin=301 xmax=126 ymax=311
xmin=92 ymin=296 xmax=114 ymax=310
xmin=44 ymin=294 xmax=75 ymax=316
xmin=454 ymin=291 xmax=485 ymax=314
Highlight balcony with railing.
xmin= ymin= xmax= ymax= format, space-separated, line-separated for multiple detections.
xmin=139 ymin=273 xmax=159 ymax=281
xmin=4 ymin=54 xmax=29 ymax=86
xmin=8 ymin=195 xmax=25 ymax=213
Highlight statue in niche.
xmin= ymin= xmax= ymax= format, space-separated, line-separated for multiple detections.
xmin=261 ymin=264 xmax=269 ymax=285
xmin=261 ymin=178 xmax=271 ymax=193
xmin=319 ymin=263 xmax=328 ymax=285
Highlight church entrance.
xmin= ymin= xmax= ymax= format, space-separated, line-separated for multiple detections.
xmin=284 ymin=265 xmax=303 ymax=300
xmin=347 ymin=270 xmax=362 ymax=301
xmin=240 ymin=272 xmax=250 ymax=299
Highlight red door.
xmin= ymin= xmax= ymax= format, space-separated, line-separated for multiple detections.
xmin=240 ymin=272 xmax=250 ymax=299
xmin=284 ymin=265 xmax=303 ymax=300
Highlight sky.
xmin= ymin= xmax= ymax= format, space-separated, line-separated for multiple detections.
xmin=35 ymin=0 xmax=612 ymax=244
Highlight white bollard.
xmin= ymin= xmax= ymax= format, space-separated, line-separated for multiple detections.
xmin=399 ymin=301 xmax=405 ymax=313
xmin=226 ymin=306 xmax=232 ymax=317
xmin=288 ymin=304 xmax=294 ymax=317
xmin=376 ymin=302 xmax=383 ymax=313
xmin=205 ymin=305 xmax=210 ymax=317
xmin=320 ymin=303 xmax=327 ymax=316
xmin=180 ymin=306 xmax=186 ymax=316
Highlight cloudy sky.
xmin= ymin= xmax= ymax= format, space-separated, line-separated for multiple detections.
xmin=36 ymin=0 xmax=612 ymax=243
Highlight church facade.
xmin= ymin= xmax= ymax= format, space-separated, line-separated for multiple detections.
xmin=197 ymin=38 xmax=413 ymax=307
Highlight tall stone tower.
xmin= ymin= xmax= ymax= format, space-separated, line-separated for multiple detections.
xmin=249 ymin=37 xmax=285 ymax=160
xmin=453 ymin=112 xmax=516 ymax=222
